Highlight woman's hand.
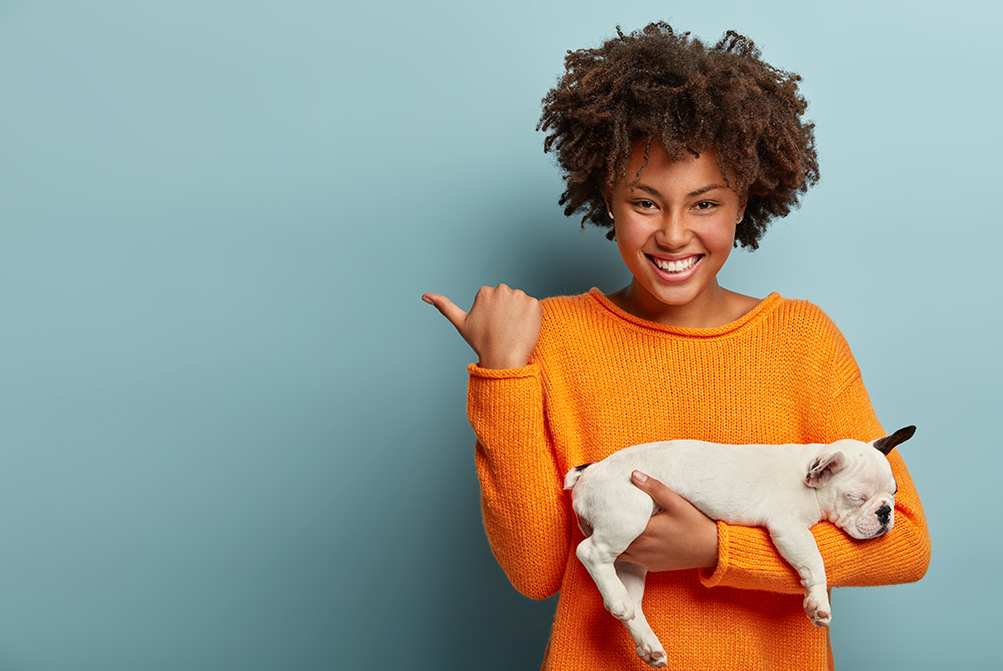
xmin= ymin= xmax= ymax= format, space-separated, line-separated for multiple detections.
xmin=422 ymin=285 xmax=543 ymax=369
xmin=618 ymin=471 xmax=719 ymax=571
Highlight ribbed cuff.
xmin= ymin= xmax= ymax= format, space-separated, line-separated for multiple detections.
xmin=467 ymin=362 xmax=540 ymax=379
xmin=699 ymin=521 xmax=731 ymax=588
xmin=699 ymin=521 xmax=802 ymax=593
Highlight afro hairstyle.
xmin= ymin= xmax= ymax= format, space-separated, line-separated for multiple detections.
xmin=538 ymin=22 xmax=820 ymax=249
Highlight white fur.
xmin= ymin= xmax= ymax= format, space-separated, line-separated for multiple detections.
xmin=565 ymin=431 xmax=908 ymax=669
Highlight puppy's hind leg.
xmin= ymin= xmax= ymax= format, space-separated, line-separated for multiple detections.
xmin=576 ymin=535 xmax=636 ymax=621
xmin=616 ymin=561 xmax=667 ymax=669
xmin=574 ymin=486 xmax=651 ymax=623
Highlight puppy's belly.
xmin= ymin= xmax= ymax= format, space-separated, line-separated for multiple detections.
xmin=576 ymin=441 xmax=816 ymax=527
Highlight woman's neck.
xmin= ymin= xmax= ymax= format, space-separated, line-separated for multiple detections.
xmin=608 ymin=281 xmax=760 ymax=329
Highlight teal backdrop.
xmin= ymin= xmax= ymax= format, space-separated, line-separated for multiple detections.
xmin=1 ymin=0 xmax=998 ymax=668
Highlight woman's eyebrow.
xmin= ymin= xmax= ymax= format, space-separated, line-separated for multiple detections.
xmin=687 ymin=184 xmax=728 ymax=197
xmin=631 ymin=183 xmax=728 ymax=198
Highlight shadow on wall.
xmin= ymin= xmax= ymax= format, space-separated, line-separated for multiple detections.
xmin=421 ymin=216 xmax=624 ymax=670
xmin=516 ymin=219 xmax=628 ymax=300
xmin=428 ymin=469 xmax=559 ymax=670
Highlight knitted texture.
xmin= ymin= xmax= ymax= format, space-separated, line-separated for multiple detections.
xmin=467 ymin=289 xmax=930 ymax=671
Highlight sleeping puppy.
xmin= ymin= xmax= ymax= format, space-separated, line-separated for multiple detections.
xmin=563 ymin=426 xmax=915 ymax=669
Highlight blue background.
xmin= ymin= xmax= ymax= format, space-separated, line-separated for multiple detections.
xmin=1 ymin=0 xmax=999 ymax=668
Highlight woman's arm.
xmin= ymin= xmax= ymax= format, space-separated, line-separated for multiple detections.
xmin=469 ymin=364 xmax=572 ymax=599
xmin=425 ymin=286 xmax=571 ymax=599
xmin=701 ymin=373 xmax=931 ymax=593
xmin=618 ymin=366 xmax=930 ymax=592
xmin=617 ymin=444 xmax=929 ymax=594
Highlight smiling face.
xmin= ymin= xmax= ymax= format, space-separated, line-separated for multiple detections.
xmin=606 ymin=141 xmax=747 ymax=327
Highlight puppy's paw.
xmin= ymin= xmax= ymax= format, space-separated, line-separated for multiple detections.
xmin=636 ymin=645 xmax=667 ymax=669
xmin=803 ymin=593 xmax=831 ymax=628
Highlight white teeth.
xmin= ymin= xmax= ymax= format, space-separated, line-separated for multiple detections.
xmin=652 ymin=256 xmax=698 ymax=273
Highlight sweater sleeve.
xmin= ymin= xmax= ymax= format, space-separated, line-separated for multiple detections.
xmin=467 ymin=363 xmax=572 ymax=600
xmin=701 ymin=343 xmax=931 ymax=594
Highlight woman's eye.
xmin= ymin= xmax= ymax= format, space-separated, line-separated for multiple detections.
xmin=694 ymin=201 xmax=716 ymax=210
xmin=635 ymin=200 xmax=656 ymax=209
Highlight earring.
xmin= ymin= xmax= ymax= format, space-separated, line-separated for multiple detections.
xmin=736 ymin=216 xmax=743 ymax=224
xmin=608 ymin=211 xmax=614 ymax=220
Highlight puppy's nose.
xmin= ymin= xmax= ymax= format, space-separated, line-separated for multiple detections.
xmin=876 ymin=504 xmax=892 ymax=523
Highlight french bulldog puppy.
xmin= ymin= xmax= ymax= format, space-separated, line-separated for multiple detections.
xmin=564 ymin=426 xmax=915 ymax=669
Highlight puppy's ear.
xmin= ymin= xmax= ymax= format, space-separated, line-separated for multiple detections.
xmin=805 ymin=452 xmax=846 ymax=488
xmin=873 ymin=425 xmax=916 ymax=455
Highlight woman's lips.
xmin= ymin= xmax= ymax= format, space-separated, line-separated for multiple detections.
xmin=646 ymin=253 xmax=703 ymax=282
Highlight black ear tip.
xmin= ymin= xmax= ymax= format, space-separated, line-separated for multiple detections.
xmin=874 ymin=424 xmax=916 ymax=455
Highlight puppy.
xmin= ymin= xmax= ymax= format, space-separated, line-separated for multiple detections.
xmin=563 ymin=426 xmax=915 ymax=669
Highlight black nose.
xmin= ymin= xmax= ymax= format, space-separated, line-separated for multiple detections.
xmin=876 ymin=504 xmax=891 ymax=523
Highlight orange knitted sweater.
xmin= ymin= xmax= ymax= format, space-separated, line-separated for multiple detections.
xmin=467 ymin=289 xmax=930 ymax=671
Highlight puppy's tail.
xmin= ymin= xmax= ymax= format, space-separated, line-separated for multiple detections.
xmin=563 ymin=463 xmax=593 ymax=490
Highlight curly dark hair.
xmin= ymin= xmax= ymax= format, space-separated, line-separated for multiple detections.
xmin=538 ymin=22 xmax=819 ymax=249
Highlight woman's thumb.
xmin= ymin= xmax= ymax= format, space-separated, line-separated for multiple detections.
xmin=422 ymin=293 xmax=468 ymax=331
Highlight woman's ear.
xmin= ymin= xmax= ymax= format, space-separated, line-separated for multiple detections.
xmin=736 ymin=198 xmax=747 ymax=225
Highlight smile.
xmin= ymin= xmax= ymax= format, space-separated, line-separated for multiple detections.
xmin=648 ymin=254 xmax=702 ymax=274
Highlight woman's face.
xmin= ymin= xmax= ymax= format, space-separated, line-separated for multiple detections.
xmin=606 ymin=141 xmax=746 ymax=326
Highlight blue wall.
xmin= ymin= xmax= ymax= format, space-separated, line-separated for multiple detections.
xmin=1 ymin=1 xmax=998 ymax=668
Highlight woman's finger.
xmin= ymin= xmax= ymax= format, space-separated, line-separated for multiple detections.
xmin=631 ymin=471 xmax=683 ymax=509
xmin=421 ymin=293 xmax=468 ymax=331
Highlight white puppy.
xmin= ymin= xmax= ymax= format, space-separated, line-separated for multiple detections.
xmin=563 ymin=426 xmax=915 ymax=669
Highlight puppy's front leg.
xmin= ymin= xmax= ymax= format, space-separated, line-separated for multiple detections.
xmin=616 ymin=561 xmax=666 ymax=669
xmin=768 ymin=525 xmax=831 ymax=627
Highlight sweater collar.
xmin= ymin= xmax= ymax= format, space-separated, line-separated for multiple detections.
xmin=587 ymin=288 xmax=783 ymax=338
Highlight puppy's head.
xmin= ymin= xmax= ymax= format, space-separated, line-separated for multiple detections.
xmin=805 ymin=426 xmax=915 ymax=540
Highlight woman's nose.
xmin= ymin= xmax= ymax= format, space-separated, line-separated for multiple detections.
xmin=653 ymin=212 xmax=692 ymax=249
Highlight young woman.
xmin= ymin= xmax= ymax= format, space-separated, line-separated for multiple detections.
xmin=423 ymin=23 xmax=930 ymax=670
